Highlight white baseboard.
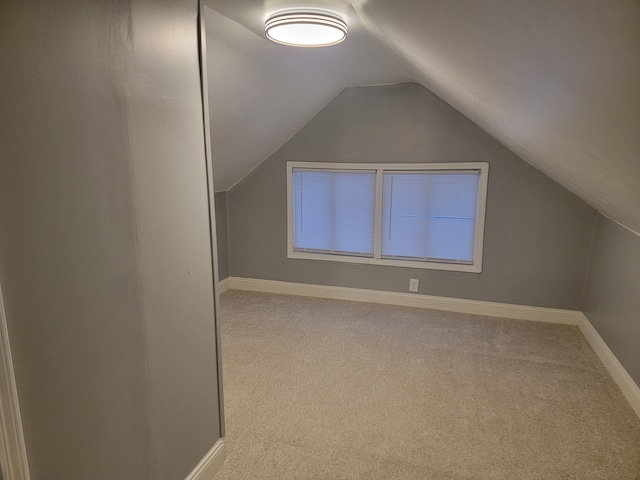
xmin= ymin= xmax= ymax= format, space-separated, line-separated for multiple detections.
xmin=577 ymin=314 xmax=640 ymax=419
xmin=226 ymin=277 xmax=582 ymax=325
xmin=184 ymin=438 xmax=226 ymax=480
xmin=217 ymin=277 xmax=231 ymax=294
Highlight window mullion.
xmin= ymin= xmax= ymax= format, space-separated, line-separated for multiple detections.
xmin=374 ymin=168 xmax=383 ymax=259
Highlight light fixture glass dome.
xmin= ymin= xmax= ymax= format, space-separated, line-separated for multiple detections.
xmin=265 ymin=11 xmax=347 ymax=47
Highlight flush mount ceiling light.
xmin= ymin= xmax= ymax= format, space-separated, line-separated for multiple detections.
xmin=265 ymin=10 xmax=347 ymax=47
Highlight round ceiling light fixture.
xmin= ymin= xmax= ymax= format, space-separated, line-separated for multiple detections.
xmin=265 ymin=10 xmax=347 ymax=47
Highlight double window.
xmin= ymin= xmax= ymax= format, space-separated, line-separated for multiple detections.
xmin=287 ymin=162 xmax=489 ymax=272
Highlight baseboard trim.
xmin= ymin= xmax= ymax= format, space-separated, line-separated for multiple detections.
xmin=577 ymin=314 xmax=640 ymax=419
xmin=226 ymin=277 xmax=582 ymax=325
xmin=184 ymin=438 xmax=226 ymax=480
xmin=218 ymin=277 xmax=231 ymax=294
xmin=0 ymin=284 xmax=31 ymax=480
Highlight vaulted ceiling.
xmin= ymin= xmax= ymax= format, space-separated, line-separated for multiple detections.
xmin=204 ymin=0 xmax=640 ymax=234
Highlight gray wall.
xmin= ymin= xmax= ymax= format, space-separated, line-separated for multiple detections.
xmin=228 ymin=83 xmax=595 ymax=310
xmin=0 ymin=1 xmax=221 ymax=479
xmin=215 ymin=192 xmax=230 ymax=280
xmin=583 ymin=214 xmax=640 ymax=385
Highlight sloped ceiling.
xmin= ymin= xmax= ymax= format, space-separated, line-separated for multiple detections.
xmin=204 ymin=2 xmax=412 ymax=191
xmin=205 ymin=0 xmax=640 ymax=234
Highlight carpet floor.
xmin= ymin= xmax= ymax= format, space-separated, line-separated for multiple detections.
xmin=215 ymin=290 xmax=640 ymax=480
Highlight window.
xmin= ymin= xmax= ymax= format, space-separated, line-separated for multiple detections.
xmin=287 ymin=162 xmax=489 ymax=272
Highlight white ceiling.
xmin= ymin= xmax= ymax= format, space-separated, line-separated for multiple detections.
xmin=204 ymin=0 xmax=640 ymax=235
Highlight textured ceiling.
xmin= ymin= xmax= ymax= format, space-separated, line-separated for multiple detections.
xmin=204 ymin=0 xmax=640 ymax=234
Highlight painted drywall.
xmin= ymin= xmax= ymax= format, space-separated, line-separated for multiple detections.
xmin=215 ymin=192 xmax=230 ymax=280
xmin=203 ymin=0 xmax=640 ymax=235
xmin=356 ymin=0 xmax=640 ymax=235
xmin=125 ymin=2 xmax=222 ymax=479
xmin=203 ymin=3 xmax=412 ymax=191
xmin=583 ymin=214 xmax=640 ymax=385
xmin=227 ymin=83 xmax=595 ymax=310
xmin=0 ymin=1 xmax=221 ymax=479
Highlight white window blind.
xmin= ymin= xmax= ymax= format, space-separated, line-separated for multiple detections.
xmin=292 ymin=169 xmax=376 ymax=256
xmin=287 ymin=162 xmax=488 ymax=273
xmin=381 ymin=171 xmax=480 ymax=263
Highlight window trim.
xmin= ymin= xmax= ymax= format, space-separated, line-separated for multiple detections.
xmin=287 ymin=161 xmax=489 ymax=273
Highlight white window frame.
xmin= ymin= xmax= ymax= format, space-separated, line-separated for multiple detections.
xmin=287 ymin=161 xmax=489 ymax=273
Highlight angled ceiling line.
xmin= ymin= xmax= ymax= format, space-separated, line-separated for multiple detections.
xmin=204 ymin=0 xmax=640 ymax=234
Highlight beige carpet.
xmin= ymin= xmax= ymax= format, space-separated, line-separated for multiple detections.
xmin=215 ymin=290 xmax=640 ymax=480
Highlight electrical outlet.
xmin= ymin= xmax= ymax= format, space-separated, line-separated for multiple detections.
xmin=409 ymin=278 xmax=419 ymax=293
